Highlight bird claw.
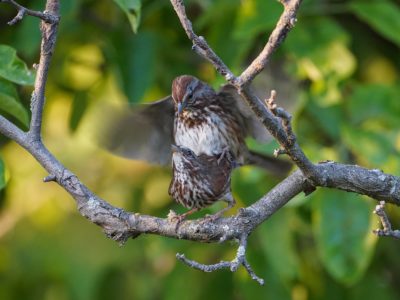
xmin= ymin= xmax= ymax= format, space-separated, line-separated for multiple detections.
xmin=200 ymin=212 xmax=224 ymax=224
xmin=172 ymin=215 xmax=187 ymax=232
xmin=217 ymin=147 xmax=231 ymax=165
xmin=167 ymin=209 xmax=179 ymax=220
xmin=168 ymin=208 xmax=201 ymax=231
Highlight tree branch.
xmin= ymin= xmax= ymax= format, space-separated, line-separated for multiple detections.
xmin=169 ymin=0 xmax=317 ymax=180
xmin=1 ymin=0 xmax=59 ymax=25
xmin=28 ymin=0 xmax=59 ymax=140
xmin=237 ymin=0 xmax=302 ymax=85
xmin=177 ymin=237 xmax=265 ymax=285
xmin=1 ymin=0 xmax=399 ymax=285
xmin=0 ymin=115 xmax=27 ymax=146
xmin=170 ymin=0 xmax=235 ymax=81
xmin=373 ymin=201 xmax=400 ymax=239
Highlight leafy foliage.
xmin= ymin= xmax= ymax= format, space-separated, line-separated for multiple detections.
xmin=0 ymin=45 xmax=33 ymax=128
xmin=0 ymin=45 xmax=35 ymax=85
xmin=312 ymin=190 xmax=376 ymax=285
xmin=350 ymin=0 xmax=400 ymax=47
xmin=0 ymin=0 xmax=400 ymax=299
xmin=0 ymin=157 xmax=6 ymax=191
xmin=0 ymin=79 xmax=29 ymax=127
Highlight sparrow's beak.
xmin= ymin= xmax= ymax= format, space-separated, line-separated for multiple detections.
xmin=178 ymin=90 xmax=191 ymax=114
xmin=171 ymin=144 xmax=180 ymax=153
xmin=177 ymin=102 xmax=185 ymax=114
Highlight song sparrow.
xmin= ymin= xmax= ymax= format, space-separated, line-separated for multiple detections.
xmin=168 ymin=145 xmax=236 ymax=220
xmin=99 ymin=75 xmax=291 ymax=174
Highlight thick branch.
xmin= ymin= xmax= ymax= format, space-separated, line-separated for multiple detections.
xmin=1 ymin=0 xmax=399 ymax=284
xmin=238 ymin=89 xmax=316 ymax=178
xmin=0 ymin=115 xmax=27 ymax=145
xmin=29 ymin=0 xmax=59 ymax=139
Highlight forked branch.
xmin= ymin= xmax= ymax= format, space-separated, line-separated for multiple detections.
xmin=177 ymin=237 xmax=265 ymax=285
xmin=169 ymin=0 xmax=317 ymax=180
xmin=0 ymin=0 xmax=399 ymax=286
xmin=1 ymin=0 xmax=59 ymax=25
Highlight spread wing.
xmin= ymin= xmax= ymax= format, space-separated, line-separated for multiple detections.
xmin=218 ymin=84 xmax=271 ymax=143
xmin=97 ymin=96 xmax=175 ymax=165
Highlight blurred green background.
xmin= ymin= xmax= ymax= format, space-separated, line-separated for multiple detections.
xmin=1 ymin=0 xmax=400 ymax=299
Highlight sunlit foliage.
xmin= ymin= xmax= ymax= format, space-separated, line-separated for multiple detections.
xmin=0 ymin=0 xmax=400 ymax=299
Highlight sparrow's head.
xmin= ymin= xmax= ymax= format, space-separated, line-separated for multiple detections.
xmin=171 ymin=75 xmax=215 ymax=114
xmin=171 ymin=144 xmax=198 ymax=169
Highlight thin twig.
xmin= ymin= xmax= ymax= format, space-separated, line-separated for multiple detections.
xmin=373 ymin=201 xmax=400 ymax=239
xmin=169 ymin=0 xmax=235 ymax=81
xmin=1 ymin=0 xmax=59 ymax=24
xmin=177 ymin=237 xmax=264 ymax=285
xmin=237 ymin=0 xmax=302 ymax=85
xmin=169 ymin=0 xmax=317 ymax=180
xmin=274 ymin=148 xmax=288 ymax=157
xmin=266 ymin=90 xmax=296 ymax=149
xmin=43 ymin=174 xmax=57 ymax=182
xmin=0 ymin=0 xmax=400 ymax=286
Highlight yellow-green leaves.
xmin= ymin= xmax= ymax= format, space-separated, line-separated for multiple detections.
xmin=0 ymin=157 xmax=6 ymax=191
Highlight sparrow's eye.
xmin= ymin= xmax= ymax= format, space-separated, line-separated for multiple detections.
xmin=183 ymin=148 xmax=195 ymax=157
xmin=186 ymin=90 xmax=194 ymax=103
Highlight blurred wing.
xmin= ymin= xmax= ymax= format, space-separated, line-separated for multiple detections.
xmin=97 ymin=96 xmax=175 ymax=165
xmin=218 ymin=84 xmax=271 ymax=143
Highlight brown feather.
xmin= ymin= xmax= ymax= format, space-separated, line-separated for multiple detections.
xmin=98 ymin=75 xmax=291 ymax=174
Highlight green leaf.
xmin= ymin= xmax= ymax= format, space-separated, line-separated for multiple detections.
xmin=350 ymin=0 xmax=400 ymax=47
xmin=0 ymin=45 xmax=35 ymax=85
xmin=0 ymin=157 xmax=6 ymax=191
xmin=284 ymin=18 xmax=355 ymax=85
xmin=347 ymin=84 xmax=400 ymax=127
xmin=260 ymin=208 xmax=299 ymax=281
xmin=69 ymin=91 xmax=89 ymax=132
xmin=284 ymin=17 xmax=349 ymax=59
xmin=113 ymin=0 xmax=141 ymax=33
xmin=113 ymin=31 xmax=157 ymax=103
xmin=342 ymin=125 xmax=397 ymax=167
xmin=312 ymin=190 xmax=377 ymax=285
xmin=307 ymin=100 xmax=343 ymax=140
xmin=196 ymin=0 xmax=242 ymax=68
xmin=233 ymin=0 xmax=282 ymax=39
xmin=232 ymin=166 xmax=275 ymax=206
xmin=0 ymin=79 xmax=29 ymax=127
xmin=13 ymin=0 xmax=42 ymax=59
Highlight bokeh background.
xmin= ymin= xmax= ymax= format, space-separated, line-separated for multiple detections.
xmin=1 ymin=0 xmax=400 ymax=299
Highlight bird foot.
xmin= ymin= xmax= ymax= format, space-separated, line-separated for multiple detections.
xmin=167 ymin=210 xmax=184 ymax=229
xmin=168 ymin=208 xmax=200 ymax=231
xmin=168 ymin=209 xmax=187 ymax=223
xmin=201 ymin=211 xmax=225 ymax=224
xmin=217 ymin=147 xmax=232 ymax=165
xmin=167 ymin=209 xmax=179 ymax=220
